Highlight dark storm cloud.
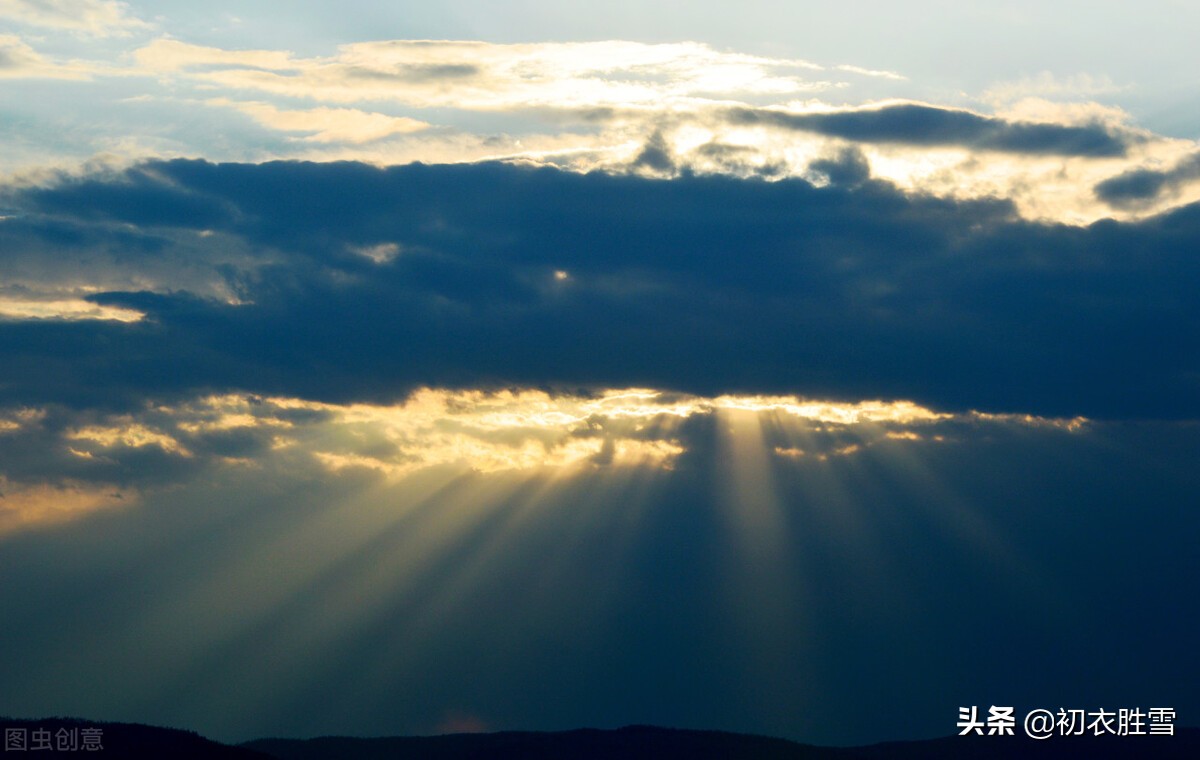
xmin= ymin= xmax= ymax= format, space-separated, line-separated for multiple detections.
xmin=807 ymin=147 xmax=871 ymax=187
xmin=728 ymin=103 xmax=1131 ymax=156
xmin=631 ymin=130 xmax=676 ymax=174
xmin=4 ymin=158 xmax=1200 ymax=418
xmin=1095 ymin=151 xmax=1200 ymax=207
xmin=22 ymin=164 xmax=236 ymax=229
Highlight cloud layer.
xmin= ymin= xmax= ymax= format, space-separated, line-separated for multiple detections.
xmin=132 ymin=38 xmax=831 ymax=109
xmin=3 ymin=28 xmax=1196 ymax=223
xmin=0 ymin=0 xmax=147 ymax=37
xmin=4 ymin=159 xmax=1200 ymax=419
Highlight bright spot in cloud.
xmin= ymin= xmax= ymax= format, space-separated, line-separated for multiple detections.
xmin=0 ymin=298 xmax=143 ymax=322
xmin=348 ymin=242 xmax=402 ymax=263
xmin=252 ymin=389 xmax=1080 ymax=478
xmin=68 ymin=422 xmax=192 ymax=456
xmin=710 ymin=395 xmax=948 ymax=425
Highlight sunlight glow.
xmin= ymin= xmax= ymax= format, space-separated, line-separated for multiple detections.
xmin=2 ymin=387 xmax=1090 ymax=537
xmin=135 ymin=39 xmax=830 ymax=110
xmin=710 ymin=395 xmax=948 ymax=425
xmin=68 ymin=422 xmax=192 ymax=456
xmin=0 ymin=297 xmax=144 ymax=322
xmin=0 ymin=477 xmax=133 ymax=536
xmin=164 ymin=389 xmax=1085 ymax=478
xmin=208 ymin=98 xmax=430 ymax=143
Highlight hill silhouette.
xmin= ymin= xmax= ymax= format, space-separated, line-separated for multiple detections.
xmin=4 ymin=718 xmax=1197 ymax=758
xmin=0 ymin=717 xmax=270 ymax=758
xmin=244 ymin=724 xmax=1200 ymax=759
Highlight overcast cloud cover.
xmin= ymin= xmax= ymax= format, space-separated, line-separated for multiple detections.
xmin=1 ymin=0 xmax=1199 ymax=748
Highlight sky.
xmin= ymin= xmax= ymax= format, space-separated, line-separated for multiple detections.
xmin=1 ymin=0 xmax=1199 ymax=747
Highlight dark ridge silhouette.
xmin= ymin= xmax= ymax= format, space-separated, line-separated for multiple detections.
xmin=244 ymin=724 xmax=1200 ymax=760
xmin=4 ymin=718 xmax=1195 ymax=758
xmin=0 ymin=716 xmax=271 ymax=758
xmin=245 ymin=725 xmax=842 ymax=759
xmin=849 ymin=730 xmax=1200 ymax=759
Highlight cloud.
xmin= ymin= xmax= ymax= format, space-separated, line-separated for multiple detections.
xmin=0 ymin=476 xmax=132 ymax=535
xmin=1 ymin=33 xmax=1171 ymax=225
xmin=0 ymin=186 xmax=267 ymax=308
xmin=807 ymin=146 xmax=871 ymax=187
xmin=4 ymin=159 xmax=1200 ymax=419
xmin=0 ymin=34 xmax=93 ymax=79
xmin=727 ymin=102 xmax=1132 ymax=157
xmin=835 ymin=64 xmax=906 ymax=81
xmin=0 ymin=385 xmax=1089 ymax=536
xmin=630 ymin=130 xmax=676 ymax=174
xmin=133 ymin=38 xmax=832 ymax=109
xmin=0 ymin=295 xmax=143 ymax=321
xmin=133 ymin=38 xmax=296 ymax=72
xmin=1095 ymin=151 xmax=1200 ymax=208
xmin=0 ymin=0 xmax=148 ymax=37
xmin=207 ymin=99 xmax=430 ymax=144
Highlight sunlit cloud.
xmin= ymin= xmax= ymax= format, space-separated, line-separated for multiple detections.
xmin=0 ymin=476 xmax=133 ymax=535
xmin=270 ymin=389 xmax=693 ymax=476
xmin=3 ymin=30 xmax=1190 ymax=225
xmin=967 ymin=411 xmax=1089 ymax=432
xmin=0 ymin=388 xmax=1090 ymax=500
xmin=0 ymin=296 xmax=143 ymax=321
xmin=0 ymin=0 xmax=148 ymax=37
xmin=269 ymin=388 xmax=1084 ymax=479
xmin=133 ymin=38 xmax=833 ymax=110
xmin=2 ymin=407 xmax=43 ymax=425
xmin=68 ymin=421 xmax=192 ymax=457
xmin=835 ymin=64 xmax=906 ymax=81
xmin=175 ymin=412 xmax=292 ymax=435
xmin=206 ymin=99 xmax=430 ymax=144
xmin=528 ymin=116 xmax=1197 ymax=222
xmin=0 ymin=407 xmax=43 ymax=435
xmin=0 ymin=34 xmax=96 ymax=79
xmin=710 ymin=395 xmax=948 ymax=425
